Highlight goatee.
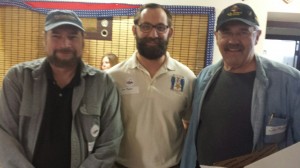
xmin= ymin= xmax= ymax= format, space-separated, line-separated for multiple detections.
xmin=136 ymin=37 xmax=168 ymax=60
xmin=47 ymin=49 xmax=80 ymax=68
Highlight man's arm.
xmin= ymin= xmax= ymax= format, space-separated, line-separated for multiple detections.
xmin=291 ymin=79 xmax=300 ymax=143
xmin=0 ymin=69 xmax=35 ymax=168
xmin=79 ymin=76 xmax=123 ymax=168
xmin=0 ymin=130 xmax=34 ymax=168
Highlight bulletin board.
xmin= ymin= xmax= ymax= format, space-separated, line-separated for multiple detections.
xmin=0 ymin=1 xmax=215 ymax=87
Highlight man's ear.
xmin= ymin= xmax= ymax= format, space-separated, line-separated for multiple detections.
xmin=43 ymin=31 xmax=47 ymax=47
xmin=168 ymin=27 xmax=174 ymax=38
xmin=132 ymin=25 xmax=137 ymax=37
xmin=82 ymin=31 xmax=85 ymax=48
xmin=254 ymin=30 xmax=262 ymax=45
xmin=214 ymin=31 xmax=220 ymax=41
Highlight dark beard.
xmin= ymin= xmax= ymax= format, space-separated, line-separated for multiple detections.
xmin=47 ymin=49 xmax=80 ymax=68
xmin=136 ymin=37 xmax=168 ymax=60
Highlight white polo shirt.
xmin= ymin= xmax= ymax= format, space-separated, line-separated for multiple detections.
xmin=108 ymin=51 xmax=196 ymax=168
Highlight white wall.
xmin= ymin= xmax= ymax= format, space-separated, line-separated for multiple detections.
xmin=57 ymin=0 xmax=300 ymax=63
xmin=267 ymin=0 xmax=300 ymax=13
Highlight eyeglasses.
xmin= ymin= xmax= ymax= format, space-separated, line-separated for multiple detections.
xmin=218 ymin=30 xmax=257 ymax=39
xmin=137 ymin=23 xmax=169 ymax=33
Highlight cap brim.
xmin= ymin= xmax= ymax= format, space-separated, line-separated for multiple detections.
xmin=45 ymin=22 xmax=85 ymax=31
xmin=217 ymin=18 xmax=257 ymax=30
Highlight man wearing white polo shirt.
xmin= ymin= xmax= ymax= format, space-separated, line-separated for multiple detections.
xmin=108 ymin=3 xmax=196 ymax=168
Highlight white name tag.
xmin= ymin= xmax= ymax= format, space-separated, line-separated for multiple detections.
xmin=121 ymin=86 xmax=139 ymax=95
xmin=266 ymin=125 xmax=287 ymax=135
xmin=88 ymin=141 xmax=95 ymax=152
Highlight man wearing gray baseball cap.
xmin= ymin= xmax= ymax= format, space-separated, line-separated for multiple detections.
xmin=180 ymin=3 xmax=300 ymax=168
xmin=45 ymin=10 xmax=85 ymax=31
xmin=0 ymin=9 xmax=123 ymax=168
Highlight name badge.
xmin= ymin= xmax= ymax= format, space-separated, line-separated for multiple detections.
xmin=121 ymin=86 xmax=139 ymax=95
xmin=266 ymin=125 xmax=287 ymax=135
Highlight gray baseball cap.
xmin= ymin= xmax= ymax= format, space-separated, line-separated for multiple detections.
xmin=45 ymin=10 xmax=85 ymax=31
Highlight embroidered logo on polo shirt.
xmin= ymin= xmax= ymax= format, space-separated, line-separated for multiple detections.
xmin=120 ymin=77 xmax=139 ymax=95
xmin=170 ymin=74 xmax=185 ymax=92
xmin=125 ymin=78 xmax=135 ymax=87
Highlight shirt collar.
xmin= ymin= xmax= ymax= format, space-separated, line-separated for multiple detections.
xmin=127 ymin=51 xmax=176 ymax=71
xmin=45 ymin=60 xmax=81 ymax=87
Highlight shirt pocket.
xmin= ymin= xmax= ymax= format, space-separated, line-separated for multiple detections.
xmin=79 ymin=104 xmax=101 ymax=152
xmin=264 ymin=114 xmax=287 ymax=144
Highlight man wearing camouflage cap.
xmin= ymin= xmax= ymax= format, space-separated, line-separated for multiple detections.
xmin=180 ymin=3 xmax=300 ymax=167
xmin=0 ymin=10 xmax=123 ymax=168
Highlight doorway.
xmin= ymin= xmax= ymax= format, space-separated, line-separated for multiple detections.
xmin=263 ymin=39 xmax=299 ymax=69
xmin=264 ymin=12 xmax=300 ymax=70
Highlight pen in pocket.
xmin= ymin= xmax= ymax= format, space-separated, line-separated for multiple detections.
xmin=268 ymin=113 xmax=274 ymax=125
